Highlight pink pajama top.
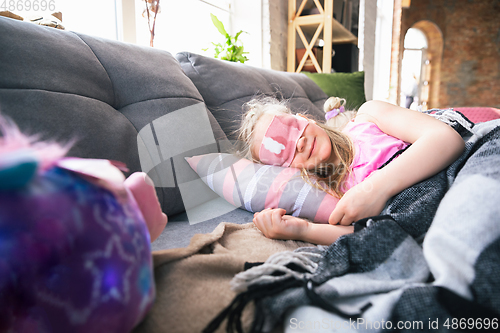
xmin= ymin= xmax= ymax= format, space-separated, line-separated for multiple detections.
xmin=342 ymin=120 xmax=409 ymax=189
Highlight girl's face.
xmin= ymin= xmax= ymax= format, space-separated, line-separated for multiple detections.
xmin=252 ymin=113 xmax=333 ymax=170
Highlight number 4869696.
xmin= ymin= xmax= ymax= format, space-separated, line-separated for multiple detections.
xmin=443 ymin=317 xmax=498 ymax=330
xmin=1 ymin=0 xmax=56 ymax=12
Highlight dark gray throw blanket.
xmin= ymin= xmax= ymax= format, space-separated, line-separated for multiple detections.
xmin=204 ymin=110 xmax=500 ymax=333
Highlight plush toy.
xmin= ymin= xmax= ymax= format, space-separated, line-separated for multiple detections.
xmin=0 ymin=116 xmax=166 ymax=333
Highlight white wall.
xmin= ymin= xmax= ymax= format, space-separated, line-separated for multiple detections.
xmin=372 ymin=0 xmax=394 ymax=101
xmin=119 ymin=0 xmax=136 ymax=43
xmin=359 ymin=0 xmax=377 ymax=101
xmin=267 ymin=0 xmax=288 ymax=71
xmin=358 ymin=0 xmax=398 ymax=102
xmin=10 ymin=0 xmax=120 ymax=40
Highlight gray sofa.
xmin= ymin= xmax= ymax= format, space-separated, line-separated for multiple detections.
xmin=0 ymin=16 xmax=328 ymax=250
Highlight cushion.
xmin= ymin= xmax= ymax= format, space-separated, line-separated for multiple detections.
xmin=303 ymin=71 xmax=366 ymax=110
xmin=175 ymin=52 xmax=328 ymax=140
xmin=0 ymin=17 xmax=228 ymax=217
xmin=186 ymin=153 xmax=339 ymax=223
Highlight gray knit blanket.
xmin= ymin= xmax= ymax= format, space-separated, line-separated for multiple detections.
xmin=204 ymin=110 xmax=500 ymax=333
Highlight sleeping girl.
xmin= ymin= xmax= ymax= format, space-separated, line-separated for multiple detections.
xmin=237 ymin=97 xmax=465 ymax=245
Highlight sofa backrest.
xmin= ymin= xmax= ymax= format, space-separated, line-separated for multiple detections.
xmin=0 ymin=17 xmax=227 ymax=217
xmin=0 ymin=17 xmax=328 ymax=218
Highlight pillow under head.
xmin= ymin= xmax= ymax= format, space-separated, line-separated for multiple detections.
xmin=186 ymin=153 xmax=339 ymax=223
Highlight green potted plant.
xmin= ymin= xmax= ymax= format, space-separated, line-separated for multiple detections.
xmin=207 ymin=13 xmax=249 ymax=63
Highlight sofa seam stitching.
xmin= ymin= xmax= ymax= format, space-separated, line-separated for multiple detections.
xmin=185 ymin=53 xmax=203 ymax=78
xmin=0 ymin=87 xmax=205 ymax=111
xmin=72 ymin=32 xmax=118 ymax=107
xmin=120 ymin=95 xmax=205 ymax=110
xmin=209 ymin=92 xmax=314 ymax=109
xmin=185 ymin=53 xmax=215 ymax=106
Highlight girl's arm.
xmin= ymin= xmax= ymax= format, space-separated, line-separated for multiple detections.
xmin=329 ymin=100 xmax=465 ymax=226
xmin=254 ymin=208 xmax=353 ymax=245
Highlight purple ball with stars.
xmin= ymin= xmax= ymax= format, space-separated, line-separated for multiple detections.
xmin=0 ymin=166 xmax=155 ymax=333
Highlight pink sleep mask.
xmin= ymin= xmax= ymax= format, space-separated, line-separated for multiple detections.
xmin=259 ymin=114 xmax=309 ymax=167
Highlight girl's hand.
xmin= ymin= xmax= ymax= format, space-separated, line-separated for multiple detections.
xmin=328 ymin=179 xmax=389 ymax=226
xmin=253 ymin=208 xmax=310 ymax=241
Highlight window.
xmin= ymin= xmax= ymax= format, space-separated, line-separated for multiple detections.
xmin=60 ymin=0 xmax=119 ymax=40
xmin=372 ymin=0 xmax=394 ymax=101
xmin=7 ymin=0 xmax=264 ymax=67
xmin=7 ymin=0 xmax=229 ymax=55
xmin=5 ymin=0 xmax=119 ymax=40
xmin=133 ymin=0 xmax=230 ymax=56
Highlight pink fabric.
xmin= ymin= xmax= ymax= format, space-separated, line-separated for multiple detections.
xmin=259 ymin=114 xmax=309 ymax=167
xmin=0 ymin=115 xmax=70 ymax=171
xmin=342 ymin=120 xmax=409 ymax=189
xmin=452 ymin=107 xmax=500 ymax=123
xmin=264 ymin=167 xmax=300 ymax=209
xmin=313 ymin=193 xmax=340 ymax=223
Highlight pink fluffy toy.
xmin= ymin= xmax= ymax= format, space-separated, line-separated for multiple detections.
xmin=0 ymin=116 xmax=167 ymax=333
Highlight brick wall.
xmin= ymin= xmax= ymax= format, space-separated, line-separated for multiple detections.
xmin=401 ymin=0 xmax=500 ymax=108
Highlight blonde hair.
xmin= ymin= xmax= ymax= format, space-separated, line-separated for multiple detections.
xmin=237 ymin=96 xmax=356 ymax=198
xmin=323 ymin=97 xmax=357 ymax=129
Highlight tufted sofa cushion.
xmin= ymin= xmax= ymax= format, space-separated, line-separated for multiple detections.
xmin=0 ymin=17 xmax=226 ymax=217
xmin=175 ymin=52 xmax=328 ymax=140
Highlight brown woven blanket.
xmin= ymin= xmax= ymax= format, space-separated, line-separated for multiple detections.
xmin=133 ymin=222 xmax=311 ymax=333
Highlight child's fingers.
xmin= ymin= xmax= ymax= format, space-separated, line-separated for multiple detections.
xmin=254 ymin=210 xmax=273 ymax=236
xmin=254 ymin=207 xmax=284 ymax=215
xmin=272 ymin=209 xmax=285 ymax=223
xmin=253 ymin=208 xmax=286 ymax=238
xmin=253 ymin=208 xmax=271 ymax=223
xmin=281 ymin=215 xmax=302 ymax=222
xmin=339 ymin=215 xmax=354 ymax=226
xmin=328 ymin=209 xmax=342 ymax=225
xmin=330 ymin=210 xmax=355 ymax=226
xmin=274 ymin=208 xmax=286 ymax=216
xmin=254 ymin=208 xmax=269 ymax=217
